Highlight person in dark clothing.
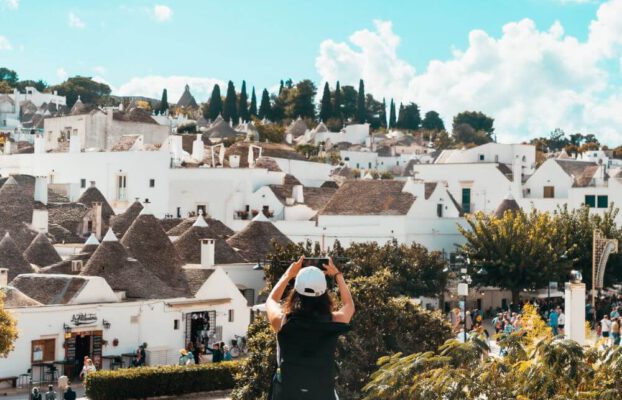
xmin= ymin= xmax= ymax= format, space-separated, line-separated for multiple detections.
xmin=31 ymin=387 xmax=42 ymax=400
xmin=205 ymin=343 xmax=223 ymax=362
xmin=63 ymin=386 xmax=76 ymax=400
xmin=266 ymin=256 xmax=355 ymax=400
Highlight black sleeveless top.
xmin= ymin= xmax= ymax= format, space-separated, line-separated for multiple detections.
xmin=275 ymin=315 xmax=351 ymax=400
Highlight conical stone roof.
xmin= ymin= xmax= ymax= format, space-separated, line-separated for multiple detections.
xmin=81 ymin=229 xmax=182 ymax=299
xmin=167 ymin=217 xmax=234 ymax=238
xmin=493 ymin=193 xmax=521 ymax=218
xmin=174 ymin=217 xmax=245 ymax=265
xmin=23 ymin=233 xmax=62 ymax=267
xmin=110 ymin=200 xmax=144 ymax=237
xmin=226 ymin=217 xmax=293 ymax=262
xmin=121 ymin=214 xmax=188 ymax=292
xmin=77 ymin=185 xmax=115 ymax=224
xmin=0 ymin=233 xmax=37 ymax=282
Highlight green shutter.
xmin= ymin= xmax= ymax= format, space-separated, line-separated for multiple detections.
xmin=462 ymin=188 xmax=471 ymax=213
xmin=585 ymin=195 xmax=596 ymax=208
xmin=597 ymin=195 xmax=608 ymax=208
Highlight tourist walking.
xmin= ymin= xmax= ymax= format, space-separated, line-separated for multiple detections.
xmin=44 ymin=385 xmax=56 ymax=400
xmin=223 ymin=345 xmax=232 ymax=361
xmin=79 ymin=358 xmax=96 ymax=383
xmin=205 ymin=343 xmax=223 ymax=363
xmin=549 ymin=307 xmax=559 ymax=336
xmin=31 ymin=387 xmax=42 ymax=400
xmin=63 ymin=386 xmax=76 ymax=400
xmin=601 ymin=314 xmax=612 ymax=345
xmin=558 ymin=308 xmax=565 ymax=335
xmin=178 ymin=349 xmax=194 ymax=366
xmin=266 ymin=256 xmax=355 ymax=400
xmin=612 ymin=317 xmax=621 ymax=346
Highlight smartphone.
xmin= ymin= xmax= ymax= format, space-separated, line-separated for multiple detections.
xmin=302 ymin=257 xmax=329 ymax=270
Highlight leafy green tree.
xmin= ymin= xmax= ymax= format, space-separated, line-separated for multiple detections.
xmin=379 ymin=98 xmax=387 ymax=129
xmin=287 ymin=79 xmax=316 ymax=119
xmin=356 ymin=79 xmax=366 ymax=123
xmin=333 ymin=81 xmax=343 ymax=121
xmin=223 ymin=81 xmax=238 ymax=123
xmin=249 ymin=87 xmax=257 ymax=118
xmin=433 ymin=130 xmax=454 ymax=150
xmin=319 ymin=82 xmax=332 ymax=122
xmin=458 ymin=210 xmax=573 ymax=304
xmin=50 ymin=76 xmax=111 ymax=108
xmin=158 ymin=88 xmax=168 ymax=115
xmin=0 ymin=293 xmax=18 ymax=357
xmin=15 ymin=80 xmax=47 ymax=92
xmin=396 ymin=102 xmax=421 ymax=130
xmin=453 ymin=111 xmax=494 ymax=135
xmin=270 ymin=92 xmax=285 ymax=122
xmin=278 ymin=80 xmax=284 ymax=95
xmin=548 ymin=128 xmax=568 ymax=151
xmin=204 ymin=84 xmax=222 ymax=120
xmin=255 ymin=120 xmax=285 ymax=143
xmin=365 ymin=94 xmax=385 ymax=130
xmin=389 ymin=99 xmax=396 ymax=128
xmin=422 ymin=110 xmax=445 ymax=131
xmin=238 ymin=80 xmax=249 ymax=122
xmin=0 ymin=67 xmax=18 ymax=86
xmin=0 ymin=81 xmax=11 ymax=94
xmin=258 ymin=89 xmax=271 ymax=120
xmin=341 ymin=85 xmax=358 ymax=122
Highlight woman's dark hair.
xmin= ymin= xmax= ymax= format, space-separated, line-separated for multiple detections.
xmin=284 ymin=289 xmax=334 ymax=320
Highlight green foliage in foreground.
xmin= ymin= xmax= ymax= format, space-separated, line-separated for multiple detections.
xmin=85 ymin=361 xmax=239 ymax=400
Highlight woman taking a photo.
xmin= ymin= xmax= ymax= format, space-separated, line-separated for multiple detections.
xmin=266 ymin=256 xmax=355 ymax=400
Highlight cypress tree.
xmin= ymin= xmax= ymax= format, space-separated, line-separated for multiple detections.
xmin=319 ymin=82 xmax=332 ymax=122
xmin=397 ymin=103 xmax=404 ymax=128
xmin=239 ymin=80 xmax=249 ymax=122
xmin=333 ymin=81 xmax=342 ymax=121
xmin=223 ymin=80 xmax=238 ymax=123
xmin=158 ymin=88 xmax=168 ymax=115
xmin=258 ymin=88 xmax=271 ymax=120
xmin=278 ymin=80 xmax=284 ymax=95
xmin=356 ymin=79 xmax=366 ymax=123
xmin=206 ymin=84 xmax=222 ymax=120
xmin=249 ymin=87 xmax=257 ymax=118
xmin=389 ymin=99 xmax=396 ymax=128
xmin=379 ymin=98 xmax=387 ymax=128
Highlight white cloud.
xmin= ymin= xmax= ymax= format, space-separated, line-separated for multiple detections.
xmin=315 ymin=0 xmax=622 ymax=144
xmin=68 ymin=12 xmax=85 ymax=29
xmin=56 ymin=68 xmax=68 ymax=80
xmin=92 ymin=66 xmax=106 ymax=75
xmin=0 ymin=36 xmax=11 ymax=50
xmin=115 ymin=75 xmax=224 ymax=102
xmin=153 ymin=5 xmax=172 ymax=22
xmin=4 ymin=0 xmax=19 ymax=10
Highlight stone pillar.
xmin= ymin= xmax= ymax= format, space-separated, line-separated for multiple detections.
xmin=564 ymin=282 xmax=586 ymax=345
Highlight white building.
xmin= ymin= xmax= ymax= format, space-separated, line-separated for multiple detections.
xmin=435 ymin=143 xmax=536 ymax=175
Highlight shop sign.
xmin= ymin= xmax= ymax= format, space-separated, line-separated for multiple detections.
xmin=70 ymin=313 xmax=98 ymax=326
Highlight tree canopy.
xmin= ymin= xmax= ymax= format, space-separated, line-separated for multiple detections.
xmin=319 ymin=82 xmax=332 ymax=122
xmin=397 ymin=102 xmax=421 ymax=130
xmin=0 ymin=293 xmax=18 ymax=358
xmin=204 ymin=84 xmax=222 ymax=120
xmin=249 ymin=87 xmax=257 ymax=118
xmin=258 ymin=88 xmax=271 ymax=120
xmin=452 ymin=111 xmax=495 ymax=145
xmin=422 ymin=110 xmax=445 ymax=131
xmin=50 ymin=76 xmax=111 ymax=108
xmin=238 ymin=80 xmax=249 ymax=122
xmin=357 ymin=79 xmax=366 ymax=123
xmin=223 ymin=80 xmax=238 ymax=123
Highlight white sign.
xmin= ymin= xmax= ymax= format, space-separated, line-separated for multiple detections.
xmin=457 ymin=283 xmax=469 ymax=296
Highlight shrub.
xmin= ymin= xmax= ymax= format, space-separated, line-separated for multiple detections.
xmin=85 ymin=361 xmax=240 ymax=400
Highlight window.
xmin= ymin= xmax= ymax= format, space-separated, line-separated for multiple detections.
xmin=585 ymin=195 xmax=596 ymax=208
xmin=197 ymin=205 xmax=206 ymax=216
xmin=543 ymin=186 xmax=555 ymax=198
xmin=31 ymin=339 xmax=55 ymax=363
xmin=149 ymin=179 xmax=155 ymax=188
xmin=174 ymin=319 xmax=180 ymax=330
xmin=228 ymin=309 xmax=235 ymax=323
xmin=80 ymin=179 xmax=86 ymax=188
xmin=368 ymin=162 xmax=372 ymax=169
xmin=437 ymin=204 xmax=443 ymax=218
xmin=479 ymin=154 xmax=485 ymax=161
xmin=461 ymin=188 xmax=471 ymax=213
xmin=116 ymin=175 xmax=127 ymax=201
xmin=494 ymin=155 xmax=499 ymax=162
xmin=176 ymin=207 xmax=181 ymax=218
xmin=597 ymin=195 xmax=608 ymax=208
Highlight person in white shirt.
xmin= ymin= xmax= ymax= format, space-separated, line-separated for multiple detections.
xmin=601 ymin=314 xmax=612 ymax=346
xmin=557 ymin=308 xmax=565 ymax=335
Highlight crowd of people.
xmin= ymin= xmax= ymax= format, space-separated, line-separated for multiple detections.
xmin=31 ymin=384 xmax=76 ymax=400
xmin=178 ymin=341 xmax=234 ymax=366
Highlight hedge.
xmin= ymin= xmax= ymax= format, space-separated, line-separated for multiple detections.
xmin=85 ymin=361 xmax=240 ymax=400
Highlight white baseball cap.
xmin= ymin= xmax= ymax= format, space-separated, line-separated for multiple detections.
xmin=294 ymin=267 xmax=327 ymax=297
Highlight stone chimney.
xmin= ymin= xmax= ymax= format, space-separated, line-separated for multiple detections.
xmin=292 ymin=185 xmax=304 ymax=203
xmin=192 ymin=134 xmax=204 ymax=161
xmin=33 ymin=176 xmax=48 ymax=205
xmin=229 ymin=155 xmax=240 ymax=168
xmin=92 ymin=201 xmax=103 ymax=239
xmin=201 ymin=239 xmax=215 ymax=268
xmin=34 ymin=134 xmax=45 ymax=154
xmin=69 ymin=131 xmax=81 ymax=153
xmin=512 ymin=159 xmax=522 ymax=198
xmin=0 ymin=268 xmax=7 ymax=287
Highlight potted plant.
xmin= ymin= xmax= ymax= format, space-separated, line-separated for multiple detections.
xmin=251 ymin=209 xmax=259 ymax=217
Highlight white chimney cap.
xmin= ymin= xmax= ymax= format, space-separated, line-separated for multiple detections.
xmin=84 ymin=233 xmax=100 ymax=246
xmin=193 ymin=215 xmax=208 ymax=228
xmin=252 ymin=212 xmax=269 ymax=222
xmin=102 ymin=228 xmax=118 ymax=242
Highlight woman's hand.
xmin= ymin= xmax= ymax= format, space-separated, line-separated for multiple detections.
xmin=324 ymin=257 xmax=340 ymax=277
xmin=285 ymin=255 xmax=305 ymax=280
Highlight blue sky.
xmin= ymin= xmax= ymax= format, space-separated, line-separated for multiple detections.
xmin=1 ymin=0 xmax=621 ymax=143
